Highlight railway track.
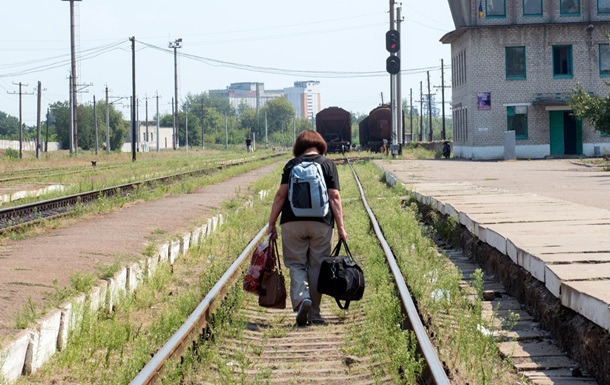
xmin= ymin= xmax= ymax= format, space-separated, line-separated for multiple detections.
xmin=11 ymin=158 xmax=602 ymax=384
xmin=129 ymin=160 xmax=450 ymax=385
xmin=0 ymin=154 xmax=285 ymax=234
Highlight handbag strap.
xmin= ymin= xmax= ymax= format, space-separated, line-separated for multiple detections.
xmin=271 ymin=238 xmax=284 ymax=276
xmin=331 ymin=239 xmax=354 ymax=261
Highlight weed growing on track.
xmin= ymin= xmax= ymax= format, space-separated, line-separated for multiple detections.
xmin=18 ymin=165 xmax=280 ymax=384
xmin=352 ymin=162 xmax=524 ymax=385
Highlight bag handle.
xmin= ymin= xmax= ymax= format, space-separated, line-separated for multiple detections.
xmin=335 ymin=298 xmax=351 ymax=310
xmin=331 ymin=238 xmax=354 ymax=260
xmin=270 ymin=238 xmax=284 ymax=276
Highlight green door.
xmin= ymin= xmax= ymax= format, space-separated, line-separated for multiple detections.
xmin=549 ymin=111 xmax=564 ymax=155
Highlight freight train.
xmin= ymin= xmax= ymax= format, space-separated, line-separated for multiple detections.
xmin=358 ymin=104 xmax=405 ymax=152
xmin=315 ymin=107 xmax=351 ymax=153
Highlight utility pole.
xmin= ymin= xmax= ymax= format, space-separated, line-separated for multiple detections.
xmin=35 ymin=81 xmax=44 ymax=159
xmin=130 ymin=36 xmax=136 ymax=161
xmin=169 ymin=38 xmax=182 ymax=150
xmin=419 ymin=81 xmax=423 ymax=142
xmin=265 ymin=111 xmax=268 ymax=148
xmin=225 ymin=114 xmax=228 ymax=150
xmin=8 ymin=82 xmax=34 ymax=159
xmin=145 ymin=95 xmax=149 ymax=152
xmin=93 ymin=95 xmax=98 ymax=155
xmin=200 ymin=100 xmax=205 ymax=150
xmin=433 ymin=59 xmax=449 ymax=141
xmin=409 ymin=88 xmax=413 ymax=142
xmin=156 ymin=91 xmax=161 ymax=152
xmin=441 ymin=59 xmax=446 ymax=140
xmin=105 ymin=86 xmax=110 ymax=153
xmin=45 ymin=108 xmax=50 ymax=152
xmin=185 ymin=109 xmax=189 ymax=153
xmin=427 ymin=71 xmax=433 ymax=142
xmin=62 ymin=0 xmax=82 ymax=153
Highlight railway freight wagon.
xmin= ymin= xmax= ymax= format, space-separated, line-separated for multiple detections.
xmin=316 ymin=107 xmax=351 ymax=153
xmin=360 ymin=104 xmax=405 ymax=152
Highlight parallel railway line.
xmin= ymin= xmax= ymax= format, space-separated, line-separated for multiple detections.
xmin=0 ymin=154 xmax=285 ymax=234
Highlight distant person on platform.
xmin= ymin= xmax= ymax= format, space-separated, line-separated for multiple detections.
xmin=246 ymin=136 xmax=252 ymax=152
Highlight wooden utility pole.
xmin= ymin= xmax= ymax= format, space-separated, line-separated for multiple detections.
xmin=419 ymin=81 xmax=423 ymax=142
xmin=105 ymin=86 xmax=110 ymax=153
xmin=36 ymin=81 xmax=43 ymax=159
xmin=441 ymin=59 xmax=446 ymax=140
xmin=409 ymin=88 xmax=413 ymax=142
xmin=93 ymin=95 xmax=98 ymax=155
xmin=427 ymin=71 xmax=433 ymax=142
xmin=156 ymin=92 xmax=162 ymax=152
xmin=8 ymin=82 xmax=34 ymax=159
xmin=130 ymin=36 xmax=136 ymax=161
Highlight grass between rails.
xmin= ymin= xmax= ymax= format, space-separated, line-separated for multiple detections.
xmin=165 ymin=161 xmax=426 ymax=384
xmin=353 ymin=162 xmax=526 ymax=385
xmin=19 ymin=164 xmax=278 ymax=385
xmin=8 ymin=154 xmax=285 ymax=332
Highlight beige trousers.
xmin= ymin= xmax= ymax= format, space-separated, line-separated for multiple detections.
xmin=280 ymin=221 xmax=333 ymax=319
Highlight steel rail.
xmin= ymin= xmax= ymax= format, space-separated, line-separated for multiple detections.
xmin=129 ymin=225 xmax=269 ymax=385
xmin=0 ymin=154 xmax=285 ymax=233
xmin=347 ymin=160 xmax=450 ymax=385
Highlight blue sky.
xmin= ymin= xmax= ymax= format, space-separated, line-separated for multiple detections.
xmin=0 ymin=0 xmax=454 ymax=124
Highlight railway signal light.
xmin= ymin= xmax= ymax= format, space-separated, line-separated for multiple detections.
xmin=386 ymin=56 xmax=400 ymax=75
xmin=385 ymin=30 xmax=400 ymax=53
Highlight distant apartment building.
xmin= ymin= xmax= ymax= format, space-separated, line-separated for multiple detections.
xmin=209 ymin=82 xmax=283 ymax=111
xmin=209 ymin=81 xmax=321 ymax=120
xmin=284 ymin=81 xmax=322 ymax=120
xmin=443 ymin=0 xmax=610 ymax=159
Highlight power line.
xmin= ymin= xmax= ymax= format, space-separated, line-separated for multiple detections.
xmin=139 ymin=40 xmax=443 ymax=78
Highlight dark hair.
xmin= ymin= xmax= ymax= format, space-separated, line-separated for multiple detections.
xmin=293 ymin=130 xmax=327 ymax=157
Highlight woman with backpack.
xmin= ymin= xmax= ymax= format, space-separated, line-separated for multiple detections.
xmin=267 ymin=130 xmax=347 ymax=326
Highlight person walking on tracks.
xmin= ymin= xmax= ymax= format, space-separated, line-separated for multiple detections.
xmin=267 ymin=130 xmax=347 ymax=326
xmin=246 ymin=136 xmax=252 ymax=152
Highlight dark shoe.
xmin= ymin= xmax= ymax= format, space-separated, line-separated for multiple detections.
xmin=296 ymin=299 xmax=312 ymax=326
xmin=309 ymin=318 xmax=327 ymax=326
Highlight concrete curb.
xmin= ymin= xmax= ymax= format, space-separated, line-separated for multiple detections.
xmin=0 ymin=211 xmax=228 ymax=383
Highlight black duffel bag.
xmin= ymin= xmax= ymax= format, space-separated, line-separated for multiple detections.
xmin=317 ymin=239 xmax=365 ymax=310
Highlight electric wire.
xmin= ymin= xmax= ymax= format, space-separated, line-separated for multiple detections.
xmin=139 ymin=40 xmax=443 ymax=78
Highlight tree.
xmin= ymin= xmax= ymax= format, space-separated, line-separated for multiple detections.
xmin=261 ymin=97 xmax=295 ymax=137
xmin=49 ymin=101 xmax=127 ymax=151
xmin=569 ymin=84 xmax=610 ymax=135
xmin=0 ymin=111 xmax=20 ymax=139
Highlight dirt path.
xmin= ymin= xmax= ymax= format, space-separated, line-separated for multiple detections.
xmin=0 ymin=161 xmax=282 ymax=343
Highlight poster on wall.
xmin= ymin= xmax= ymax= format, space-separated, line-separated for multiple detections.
xmin=477 ymin=91 xmax=491 ymax=110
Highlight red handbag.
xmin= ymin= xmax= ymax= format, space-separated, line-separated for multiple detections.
xmin=243 ymin=235 xmax=275 ymax=293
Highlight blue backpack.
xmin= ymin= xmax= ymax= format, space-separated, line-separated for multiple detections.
xmin=288 ymin=159 xmax=330 ymax=217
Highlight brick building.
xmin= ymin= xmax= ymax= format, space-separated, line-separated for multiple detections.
xmin=442 ymin=0 xmax=610 ymax=159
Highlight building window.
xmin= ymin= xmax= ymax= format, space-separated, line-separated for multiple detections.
xmin=507 ymin=106 xmax=528 ymax=139
xmin=560 ymin=0 xmax=580 ymax=15
xmin=600 ymin=0 xmax=610 ymax=14
xmin=506 ymin=47 xmax=526 ymax=79
xmin=523 ymin=0 xmax=543 ymax=15
xmin=553 ymin=45 xmax=573 ymax=78
xmin=600 ymin=44 xmax=610 ymax=76
xmin=486 ymin=0 xmax=506 ymax=16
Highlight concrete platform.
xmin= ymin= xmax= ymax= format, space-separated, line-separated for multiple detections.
xmin=378 ymin=159 xmax=610 ymax=333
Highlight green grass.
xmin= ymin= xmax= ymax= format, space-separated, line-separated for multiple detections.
xmin=352 ymin=161 xmax=525 ymax=384
xmin=19 ymin=164 xmax=277 ymax=385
